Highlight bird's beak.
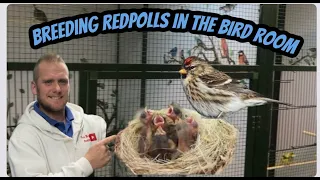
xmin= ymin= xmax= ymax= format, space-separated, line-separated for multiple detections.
xmin=179 ymin=68 xmax=187 ymax=75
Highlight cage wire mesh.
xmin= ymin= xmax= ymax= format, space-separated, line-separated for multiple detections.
xmin=145 ymin=78 xmax=251 ymax=177
xmin=268 ymin=71 xmax=317 ymax=177
xmin=7 ymin=4 xmax=120 ymax=64
xmin=266 ymin=4 xmax=317 ymax=177
xmin=93 ymin=77 xmax=252 ymax=177
xmin=275 ymin=4 xmax=316 ymax=66
xmin=8 ymin=3 xmax=315 ymax=178
xmin=146 ymin=4 xmax=260 ymax=66
xmin=268 ymin=145 xmax=316 ymax=177
xmin=7 ymin=3 xmax=260 ymax=177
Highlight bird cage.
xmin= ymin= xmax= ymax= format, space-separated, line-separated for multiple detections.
xmin=6 ymin=4 xmax=316 ymax=177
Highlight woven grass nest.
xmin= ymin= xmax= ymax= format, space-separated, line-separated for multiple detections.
xmin=114 ymin=107 xmax=239 ymax=175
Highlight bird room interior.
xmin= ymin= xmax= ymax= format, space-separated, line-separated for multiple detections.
xmin=6 ymin=3 xmax=317 ymax=177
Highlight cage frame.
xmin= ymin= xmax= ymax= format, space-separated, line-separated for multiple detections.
xmin=6 ymin=4 xmax=316 ymax=177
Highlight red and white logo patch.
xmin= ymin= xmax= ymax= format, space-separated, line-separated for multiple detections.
xmin=89 ymin=133 xmax=97 ymax=141
xmin=81 ymin=133 xmax=97 ymax=142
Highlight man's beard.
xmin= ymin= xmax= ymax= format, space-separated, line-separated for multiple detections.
xmin=37 ymin=97 xmax=65 ymax=113
xmin=35 ymin=86 xmax=69 ymax=114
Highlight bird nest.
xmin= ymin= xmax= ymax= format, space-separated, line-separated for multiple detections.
xmin=114 ymin=108 xmax=239 ymax=176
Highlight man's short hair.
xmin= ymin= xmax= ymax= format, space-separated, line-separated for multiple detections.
xmin=33 ymin=53 xmax=68 ymax=82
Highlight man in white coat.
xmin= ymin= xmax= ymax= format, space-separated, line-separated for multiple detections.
xmin=8 ymin=53 xmax=117 ymax=177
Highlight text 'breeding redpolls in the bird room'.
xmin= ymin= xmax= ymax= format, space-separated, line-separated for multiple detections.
xmin=29 ymin=8 xmax=304 ymax=58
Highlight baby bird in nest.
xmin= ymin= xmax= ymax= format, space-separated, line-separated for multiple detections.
xmin=159 ymin=103 xmax=184 ymax=146
xmin=171 ymin=116 xmax=199 ymax=160
xmin=136 ymin=104 xmax=200 ymax=161
xmin=146 ymin=114 xmax=176 ymax=161
xmin=137 ymin=108 xmax=154 ymax=157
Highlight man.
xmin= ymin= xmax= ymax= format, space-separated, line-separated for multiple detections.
xmin=8 ymin=53 xmax=116 ymax=177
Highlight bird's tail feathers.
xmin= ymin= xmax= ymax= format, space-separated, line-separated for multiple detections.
xmin=260 ymin=98 xmax=316 ymax=109
xmin=260 ymin=98 xmax=293 ymax=106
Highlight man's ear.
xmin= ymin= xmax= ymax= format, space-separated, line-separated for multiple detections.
xmin=31 ymin=81 xmax=37 ymax=95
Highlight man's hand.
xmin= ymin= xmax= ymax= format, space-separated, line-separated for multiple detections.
xmin=84 ymin=135 xmax=117 ymax=169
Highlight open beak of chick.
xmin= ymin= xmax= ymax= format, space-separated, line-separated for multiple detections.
xmin=166 ymin=105 xmax=176 ymax=122
xmin=153 ymin=115 xmax=166 ymax=135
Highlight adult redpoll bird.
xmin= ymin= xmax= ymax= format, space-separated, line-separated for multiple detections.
xmin=178 ymin=56 xmax=310 ymax=119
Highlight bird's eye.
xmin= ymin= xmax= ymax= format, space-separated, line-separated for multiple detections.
xmin=189 ymin=65 xmax=196 ymax=70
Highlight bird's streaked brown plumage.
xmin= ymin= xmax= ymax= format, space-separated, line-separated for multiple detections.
xmin=179 ymin=56 xmax=307 ymax=118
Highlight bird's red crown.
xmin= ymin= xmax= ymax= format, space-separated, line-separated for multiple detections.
xmin=184 ymin=56 xmax=196 ymax=66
